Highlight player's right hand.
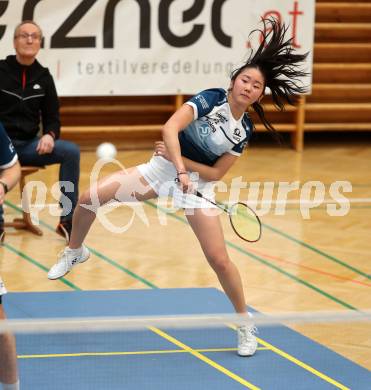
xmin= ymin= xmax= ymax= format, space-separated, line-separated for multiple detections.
xmin=177 ymin=172 xmax=193 ymax=193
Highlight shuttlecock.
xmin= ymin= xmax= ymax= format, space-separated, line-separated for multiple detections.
xmin=96 ymin=142 xmax=117 ymax=160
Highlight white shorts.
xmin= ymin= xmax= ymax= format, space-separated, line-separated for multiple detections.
xmin=0 ymin=276 xmax=6 ymax=296
xmin=137 ymin=155 xmax=218 ymax=209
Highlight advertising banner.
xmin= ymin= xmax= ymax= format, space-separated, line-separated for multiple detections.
xmin=0 ymin=0 xmax=315 ymax=95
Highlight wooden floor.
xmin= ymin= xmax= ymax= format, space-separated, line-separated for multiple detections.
xmin=1 ymin=139 xmax=370 ymax=370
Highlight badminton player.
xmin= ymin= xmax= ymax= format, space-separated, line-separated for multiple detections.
xmin=0 ymin=122 xmax=20 ymax=390
xmin=48 ymin=19 xmax=308 ymax=356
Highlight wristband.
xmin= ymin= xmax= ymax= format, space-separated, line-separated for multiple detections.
xmin=175 ymin=171 xmax=188 ymax=183
xmin=0 ymin=180 xmax=8 ymax=194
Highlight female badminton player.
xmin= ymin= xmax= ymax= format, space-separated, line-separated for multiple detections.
xmin=48 ymin=18 xmax=308 ymax=357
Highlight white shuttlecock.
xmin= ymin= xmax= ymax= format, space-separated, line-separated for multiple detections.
xmin=96 ymin=142 xmax=117 ymax=160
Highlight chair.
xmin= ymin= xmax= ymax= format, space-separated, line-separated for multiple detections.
xmin=4 ymin=166 xmax=45 ymax=236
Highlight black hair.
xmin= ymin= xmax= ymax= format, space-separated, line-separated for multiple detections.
xmin=231 ymin=18 xmax=309 ymax=135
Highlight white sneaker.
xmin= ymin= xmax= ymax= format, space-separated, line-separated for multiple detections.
xmin=48 ymin=245 xmax=90 ymax=280
xmin=237 ymin=320 xmax=258 ymax=357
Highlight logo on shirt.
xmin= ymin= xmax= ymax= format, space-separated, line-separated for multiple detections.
xmin=9 ymin=143 xmax=14 ymax=153
xmin=195 ymin=95 xmax=209 ymax=110
xmin=199 ymin=123 xmax=211 ymax=137
xmin=232 ymin=128 xmax=242 ymax=142
xmin=214 ymin=112 xmax=227 ymax=124
xmin=33 ymin=84 xmax=41 ymax=90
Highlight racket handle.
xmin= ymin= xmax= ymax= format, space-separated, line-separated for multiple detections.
xmin=194 ymin=191 xmax=223 ymax=210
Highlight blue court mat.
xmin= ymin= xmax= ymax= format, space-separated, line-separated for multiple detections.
xmin=4 ymin=288 xmax=370 ymax=389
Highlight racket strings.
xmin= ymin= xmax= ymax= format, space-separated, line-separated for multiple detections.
xmin=229 ymin=203 xmax=261 ymax=242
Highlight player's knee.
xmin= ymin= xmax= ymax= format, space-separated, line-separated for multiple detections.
xmin=208 ymin=253 xmax=230 ymax=273
xmin=57 ymin=141 xmax=80 ymax=162
xmin=78 ymin=189 xmax=95 ymax=208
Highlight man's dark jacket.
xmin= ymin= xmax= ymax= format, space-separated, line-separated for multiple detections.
xmin=0 ymin=55 xmax=60 ymax=141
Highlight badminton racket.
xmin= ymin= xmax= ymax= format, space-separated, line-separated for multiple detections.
xmin=195 ymin=191 xmax=261 ymax=242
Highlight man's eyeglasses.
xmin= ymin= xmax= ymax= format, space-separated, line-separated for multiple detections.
xmin=16 ymin=33 xmax=42 ymax=41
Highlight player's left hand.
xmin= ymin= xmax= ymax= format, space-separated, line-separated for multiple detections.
xmin=36 ymin=134 xmax=55 ymax=154
xmin=154 ymin=141 xmax=170 ymax=160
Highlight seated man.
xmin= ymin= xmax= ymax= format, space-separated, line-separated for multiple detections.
xmin=0 ymin=20 xmax=80 ymax=242
xmin=0 ymin=123 xmax=20 ymax=390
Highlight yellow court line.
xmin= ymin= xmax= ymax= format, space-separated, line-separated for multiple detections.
xmin=18 ymin=346 xmax=268 ymax=359
xmin=17 ymin=327 xmax=351 ymax=389
xmin=17 ymin=325 xmax=350 ymax=389
xmin=257 ymin=337 xmax=350 ymax=390
xmin=148 ymin=326 xmax=260 ymax=390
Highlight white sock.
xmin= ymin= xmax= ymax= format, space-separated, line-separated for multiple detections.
xmin=1 ymin=380 xmax=20 ymax=390
xmin=67 ymin=246 xmax=82 ymax=253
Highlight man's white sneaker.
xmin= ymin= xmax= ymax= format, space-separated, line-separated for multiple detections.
xmin=237 ymin=322 xmax=258 ymax=357
xmin=48 ymin=245 xmax=90 ymax=280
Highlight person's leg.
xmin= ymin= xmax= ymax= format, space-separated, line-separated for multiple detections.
xmin=185 ymin=208 xmax=257 ymax=356
xmin=54 ymin=140 xmax=80 ymax=221
xmin=15 ymin=139 xmax=80 ymax=220
xmin=0 ymin=301 xmax=19 ymax=389
xmin=69 ymin=167 xmax=157 ymax=249
xmin=13 ymin=138 xmax=51 ymax=167
xmin=48 ymin=167 xmax=157 ymax=279
xmin=186 ymin=208 xmax=247 ymax=313
xmin=53 ymin=140 xmax=80 ymax=242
